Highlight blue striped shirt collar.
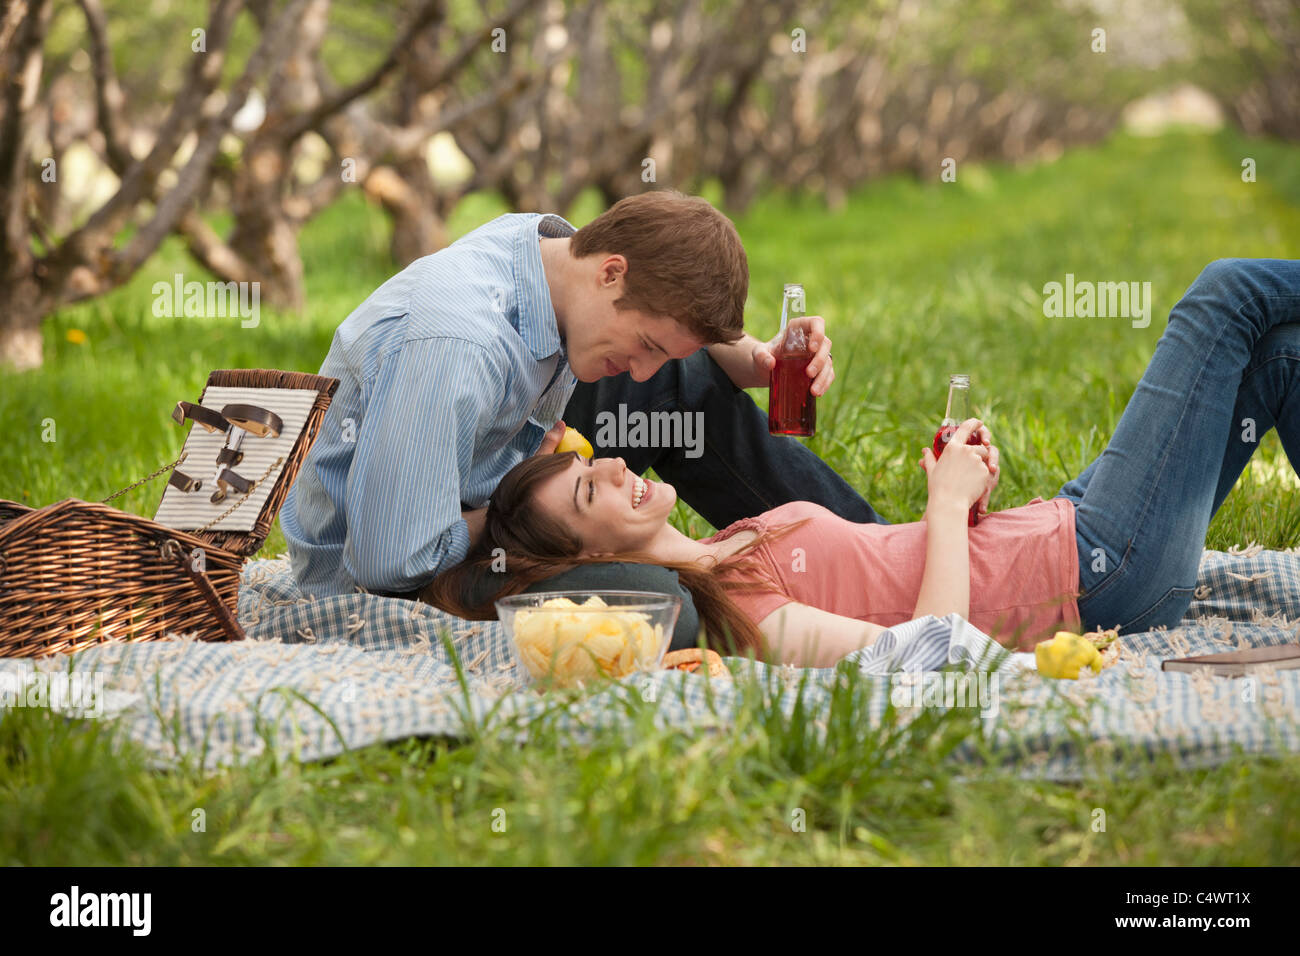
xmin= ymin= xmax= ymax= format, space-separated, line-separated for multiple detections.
xmin=513 ymin=213 xmax=576 ymax=361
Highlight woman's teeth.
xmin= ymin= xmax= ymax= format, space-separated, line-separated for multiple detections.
xmin=632 ymin=475 xmax=646 ymax=508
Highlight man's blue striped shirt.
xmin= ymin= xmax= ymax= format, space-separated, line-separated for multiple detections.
xmin=280 ymin=213 xmax=578 ymax=597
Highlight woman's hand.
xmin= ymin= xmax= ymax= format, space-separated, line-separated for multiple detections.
xmin=918 ymin=420 xmax=1000 ymax=515
xmin=919 ymin=418 xmax=990 ymax=513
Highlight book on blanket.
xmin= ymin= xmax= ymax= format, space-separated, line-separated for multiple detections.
xmin=1161 ymin=643 xmax=1300 ymax=677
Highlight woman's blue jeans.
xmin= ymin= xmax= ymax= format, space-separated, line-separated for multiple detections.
xmin=1054 ymin=259 xmax=1300 ymax=633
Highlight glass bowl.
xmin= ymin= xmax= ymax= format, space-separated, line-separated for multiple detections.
xmin=494 ymin=591 xmax=681 ymax=689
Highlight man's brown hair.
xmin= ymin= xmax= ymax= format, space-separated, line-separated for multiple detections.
xmin=570 ymin=190 xmax=748 ymax=345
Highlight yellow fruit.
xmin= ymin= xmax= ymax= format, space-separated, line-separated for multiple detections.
xmin=554 ymin=426 xmax=594 ymax=458
xmin=1035 ymin=630 xmax=1103 ymax=680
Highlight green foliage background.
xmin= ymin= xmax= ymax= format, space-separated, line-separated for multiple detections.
xmin=5 ymin=128 xmax=1297 ymax=550
xmin=2 ymin=128 xmax=1299 ymax=866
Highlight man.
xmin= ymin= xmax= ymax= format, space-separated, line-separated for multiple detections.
xmin=280 ymin=191 xmax=885 ymax=606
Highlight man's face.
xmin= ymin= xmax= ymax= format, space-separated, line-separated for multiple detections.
xmin=562 ymin=256 xmax=707 ymax=382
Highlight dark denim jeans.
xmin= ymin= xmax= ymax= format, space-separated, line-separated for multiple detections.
xmin=1055 ymin=259 xmax=1300 ymax=633
xmin=563 ymin=349 xmax=888 ymax=528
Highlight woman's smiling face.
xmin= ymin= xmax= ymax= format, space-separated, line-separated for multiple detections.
xmin=531 ymin=453 xmax=677 ymax=554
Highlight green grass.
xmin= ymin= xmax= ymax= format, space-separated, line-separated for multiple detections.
xmin=3 ymin=128 xmax=1300 ymax=865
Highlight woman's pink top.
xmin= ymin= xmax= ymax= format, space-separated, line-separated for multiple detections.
xmin=702 ymin=498 xmax=1081 ymax=647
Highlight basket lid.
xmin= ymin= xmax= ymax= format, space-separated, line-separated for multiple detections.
xmin=152 ymin=369 xmax=338 ymax=557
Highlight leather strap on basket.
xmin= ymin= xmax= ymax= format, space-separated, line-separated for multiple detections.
xmin=158 ymin=538 xmax=245 ymax=643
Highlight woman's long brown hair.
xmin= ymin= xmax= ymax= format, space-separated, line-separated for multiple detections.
xmin=420 ymin=453 xmax=801 ymax=658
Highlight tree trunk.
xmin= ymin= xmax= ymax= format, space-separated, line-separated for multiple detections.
xmin=225 ymin=140 xmax=305 ymax=310
xmin=1 ymin=0 xmax=53 ymax=370
xmin=0 ymin=273 xmax=47 ymax=371
xmin=366 ymin=156 xmax=446 ymax=267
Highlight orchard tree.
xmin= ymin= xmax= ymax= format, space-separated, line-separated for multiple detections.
xmin=0 ymin=0 xmax=306 ymax=370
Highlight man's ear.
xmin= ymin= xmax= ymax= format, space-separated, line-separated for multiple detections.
xmin=597 ymin=254 xmax=627 ymax=289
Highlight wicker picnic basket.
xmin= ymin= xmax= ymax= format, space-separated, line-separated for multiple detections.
xmin=0 ymin=369 xmax=338 ymax=658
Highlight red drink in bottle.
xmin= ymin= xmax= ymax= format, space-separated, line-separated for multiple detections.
xmin=932 ymin=373 xmax=982 ymax=527
xmin=770 ymin=354 xmax=816 ymax=435
xmin=769 ymin=283 xmax=816 ymax=437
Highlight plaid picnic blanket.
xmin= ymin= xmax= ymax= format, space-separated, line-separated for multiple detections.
xmin=2 ymin=547 xmax=1298 ymax=780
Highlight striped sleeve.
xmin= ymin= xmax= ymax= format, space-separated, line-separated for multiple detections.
xmin=846 ymin=613 xmax=1017 ymax=673
xmin=341 ymin=336 xmax=502 ymax=591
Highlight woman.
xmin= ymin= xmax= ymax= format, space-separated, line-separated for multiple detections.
xmin=426 ymin=259 xmax=1300 ymax=668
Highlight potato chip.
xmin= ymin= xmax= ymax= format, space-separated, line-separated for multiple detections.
xmin=616 ymin=639 xmax=635 ymax=675
xmin=510 ymin=598 xmax=666 ymax=685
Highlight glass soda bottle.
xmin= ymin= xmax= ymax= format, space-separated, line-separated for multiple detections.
xmin=931 ymin=372 xmax=982 ymax=527
xmin=768 ymin=283 xmax=816 ymax=437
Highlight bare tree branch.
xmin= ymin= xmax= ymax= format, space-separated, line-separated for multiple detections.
xmin=108 ymin=0 xmax=311 ymax=286
xmin=0 ymin=0 xmax=31 ymax=56
xmin=52 ymin=0 xmax=245 ymax=268
xmin=388 ymin=66 xmax=532 ymax=155
xmin=419 ymin=0 xmax=534 ymax=91
xmin=77 ymin=0 xmax=132 ymax=174
xmin=276 ymin=0 xmax=446 ymax=144
xmin=1 ymin=0 xmax=52 ymax=260
xmin=177 ymin=208 xmax=260 ymax=283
